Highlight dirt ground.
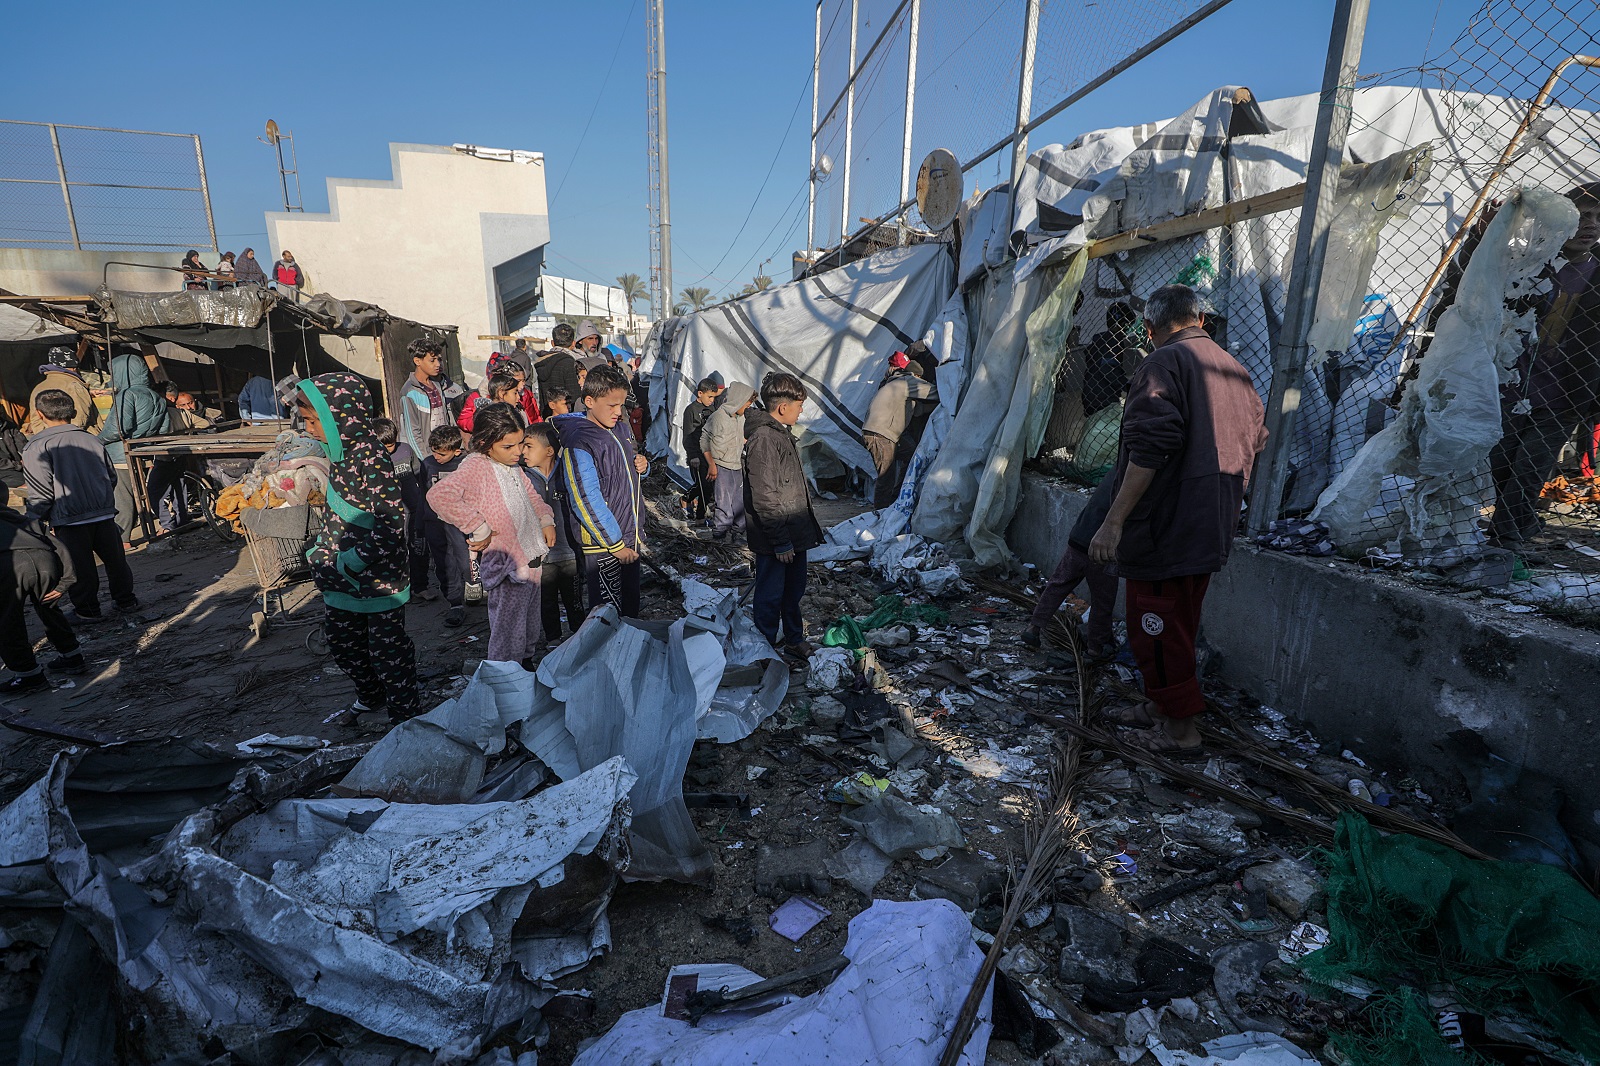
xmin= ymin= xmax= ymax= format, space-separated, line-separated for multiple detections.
xmin=0 ymin=480 xmax=1492 ymax=1065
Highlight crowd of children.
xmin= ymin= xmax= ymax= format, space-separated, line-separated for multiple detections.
xmin=3 ymin=327 xmax=829 ymax=724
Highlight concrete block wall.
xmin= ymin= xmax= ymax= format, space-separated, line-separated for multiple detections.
xmin=1007 ymin=471 xmax=1600 ymax=852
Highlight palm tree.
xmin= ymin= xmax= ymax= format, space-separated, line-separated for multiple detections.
xmin=679 ymin=286 xmax=712 ymax=312
xmin=752 ymin=274 xmax=772 ymax=292
xmin=615 ymin=273 xmax=646 ymax=312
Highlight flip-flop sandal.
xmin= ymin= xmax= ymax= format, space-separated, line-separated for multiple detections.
xmin=1128 ymin=727 xmax=1207 ymax=760
xmin=322 ymin=703 xmax=385 ymax=728
xmin=1102 ymin=702 xmax=1160 ymax=728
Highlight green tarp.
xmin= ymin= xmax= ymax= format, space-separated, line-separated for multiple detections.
xmin=820 ymin=594 xmax=949 ymax=650
xmin=1307 ymin=813 xmax=1600 ymax=1064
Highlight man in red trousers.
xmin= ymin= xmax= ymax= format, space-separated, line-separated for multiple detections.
xmin=1089 ymin=284 xmax=1267 ymax=753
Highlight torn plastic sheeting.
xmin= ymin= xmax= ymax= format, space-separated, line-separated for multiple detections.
xmin=812 ymin=288 xmax=969 ymax=566
xmin=912 ymin=252 xmax=1087 ymax=569
xmin=96 ymin=284 xmax=276 ymax=330
xmin=572 ymin=898 xmax=992 ymax=1066
xmin=523 ymin=605 xmax=716 ymax=884
xmin=181 ymin=757 xmax=637 ymax=1051
xmin=13 ymin=744 xmax=634 ymax=1058
xmin=841 ymin=794 xmax=966 ymax=860
xmin=1312 ymin=187 xmax=1579 ymax=555
xmin=336 ymin=661 xmax=539 ymax=803
xmin=1149 ymin=1032 xmax=1317 ymax=1065
xmin=679 ymin=577 xmax=790 ymax=743
xmin=0 ymin=736 xmax=278 ymax=905
xmin=18 ymin=753 xmax=324 ymax=1061
xmin=648 ymin=244 xmax=955 ymax=485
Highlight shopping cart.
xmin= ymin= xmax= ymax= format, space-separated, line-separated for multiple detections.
xmin=238 ymin=502 xmax=326 ymax=648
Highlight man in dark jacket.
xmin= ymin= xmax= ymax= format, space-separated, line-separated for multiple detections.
xmin=557 ymin=364 xmax=648 ymax=616
xmin=23 ymin=389 xmax=140 ymax=622
xmin=743 ymin=372 xmax=823 ymax=654
xmin=0 ymin=506 xmax=84 ymax=693
xmin=1089 ymin=284 xmax=1266 ymax=752
xmin=536 ymin=323 xmax=584 ymax=420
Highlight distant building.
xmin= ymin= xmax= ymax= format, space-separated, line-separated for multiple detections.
xmin=266 ymin=142 xmax=549 ymax=383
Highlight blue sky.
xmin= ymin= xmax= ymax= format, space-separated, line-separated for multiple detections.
xmin=6 ymin=1 xmax=1469 ymax=305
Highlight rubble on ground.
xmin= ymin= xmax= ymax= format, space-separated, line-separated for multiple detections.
xmin=2 ymin=479 xmax=1597 ymax=1065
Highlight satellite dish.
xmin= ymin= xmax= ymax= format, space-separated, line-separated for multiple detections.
xmin=916 ymin=149 xmax=962 ymax=232
xmin=264 ymin=119 xmax=280 ymax=145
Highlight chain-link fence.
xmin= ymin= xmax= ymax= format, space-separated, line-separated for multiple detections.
xmin=1305 ymin=0 xmax=1600 ymax=617
xmin=0 ymin=120 xmax=217 ymax=252
xmin=1036 ymin=209 xmax=1302 ymax=487
xmin=808 ymin=0 xmax=1231 ymax=253
xmin=1031 ymin=0 xmax=1600 ymax=622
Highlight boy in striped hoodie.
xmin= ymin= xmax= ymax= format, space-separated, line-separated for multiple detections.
xmin=554 ymin=365 xmax=648 ymax=617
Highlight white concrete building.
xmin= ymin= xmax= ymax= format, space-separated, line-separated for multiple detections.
xmin=266 ymin=143 xmax=549 ymax=383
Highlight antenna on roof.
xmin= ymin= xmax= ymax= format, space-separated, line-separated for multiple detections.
xmin=259 ymin=120 xmax=303 ymax=213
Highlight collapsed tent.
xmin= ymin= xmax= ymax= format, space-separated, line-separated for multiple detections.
xmin=647 ymin=84 xmax=1597 ymax=572
xmin=0 ymin=580 xmax=789 ymax=1062
xmin=647 ymin=243 xmax=954 ymax=481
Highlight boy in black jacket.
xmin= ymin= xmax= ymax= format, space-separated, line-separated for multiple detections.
xmin=0 ymin=506 xmax=84 ymax=693
xmin=743 ymin=373 xmax=823 ymax=655
xmin=419 ymin=425 xmax=471 ymax=627
xmin=680 ymin=378 xmax=720 ymax=521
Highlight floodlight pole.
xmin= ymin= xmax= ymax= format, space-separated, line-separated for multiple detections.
xmin=646 ymin=0 xmax=673 ymax=317
xmin=840 ymin=0 xmax=860 ymax=241
xmin=808 ymin=1 xmax=822 ymax=252
xmin=898 ymin=0 xmax=922 ymax=210
xmin=1247 ymin=0 xmax=1369 ymax=534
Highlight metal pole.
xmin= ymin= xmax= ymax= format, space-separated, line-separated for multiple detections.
xmin=655 ymin=0 xmax=673 ymax=317
xmin=840 ymin=0 xmax=859 ymax=240
xmin=194 ymin=135 xmax=218 ymax=253
xmin=275 ymin=138 xmax=292 ymax=213
xmin=1005 ymin=0 xmax=1042 ymax=239
xmin=1247 ymin=0 xmax=1369 ymax=534
xmin=287 ymin=131 xmax=304 ymax=210
xmin=808 ymin=0 xmax=822 ymax=252
xmin=48 ymin=125 xmax=81 ymax=251
xmin=899 ymin=0 xmax=921 ymax=208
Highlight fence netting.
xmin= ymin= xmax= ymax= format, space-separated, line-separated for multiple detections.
xmin=0 ymin=121 xmax=215 ymax=251
xmin=1033 ymin=0 xmax=1600 ymax=622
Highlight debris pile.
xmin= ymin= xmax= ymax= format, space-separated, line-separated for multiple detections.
xmin=2 ymin=484 xmax=1597 ymax=1064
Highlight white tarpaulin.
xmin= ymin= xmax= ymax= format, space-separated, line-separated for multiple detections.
xmin=541 ymin=275 xmax=630 ymax=319
xmin=647 ymin=243 xmax=954 ymax=480
xmin=572 ymin=898 xmax=992 ymax=1066
xmin=1311 ymin=187 xmax=1579 ymax=557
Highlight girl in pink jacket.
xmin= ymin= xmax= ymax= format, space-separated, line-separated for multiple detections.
xmin=426 ymin=403 xmax=555 ymax=667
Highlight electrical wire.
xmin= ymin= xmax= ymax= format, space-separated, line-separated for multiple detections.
xmin=680 ymin=0 xmax=848 ymax=295
xmin=550 ymin=0 xmax=642 ymax=209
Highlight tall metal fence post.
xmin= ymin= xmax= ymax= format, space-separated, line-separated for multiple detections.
xmin=48 ymin=125 xmax=81 ymax=251
xmin=1005 ymin=0 xmax=1043 ymax=238
xmin=898 ymin=0 xmax=922 ymax=209
xmin=1246 ymin=0 xmax=1370 ymax=534
xmin=808 ymin=0 xmax=822 ymax=252
xmin=840 ymin=0 xmax=859 ymax=241
xmin=193 ymin=134 xmax=218 ymax=253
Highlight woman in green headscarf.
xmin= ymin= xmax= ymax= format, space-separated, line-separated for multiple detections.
xmin=294 ymin=372 xmax=418 ymax=724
